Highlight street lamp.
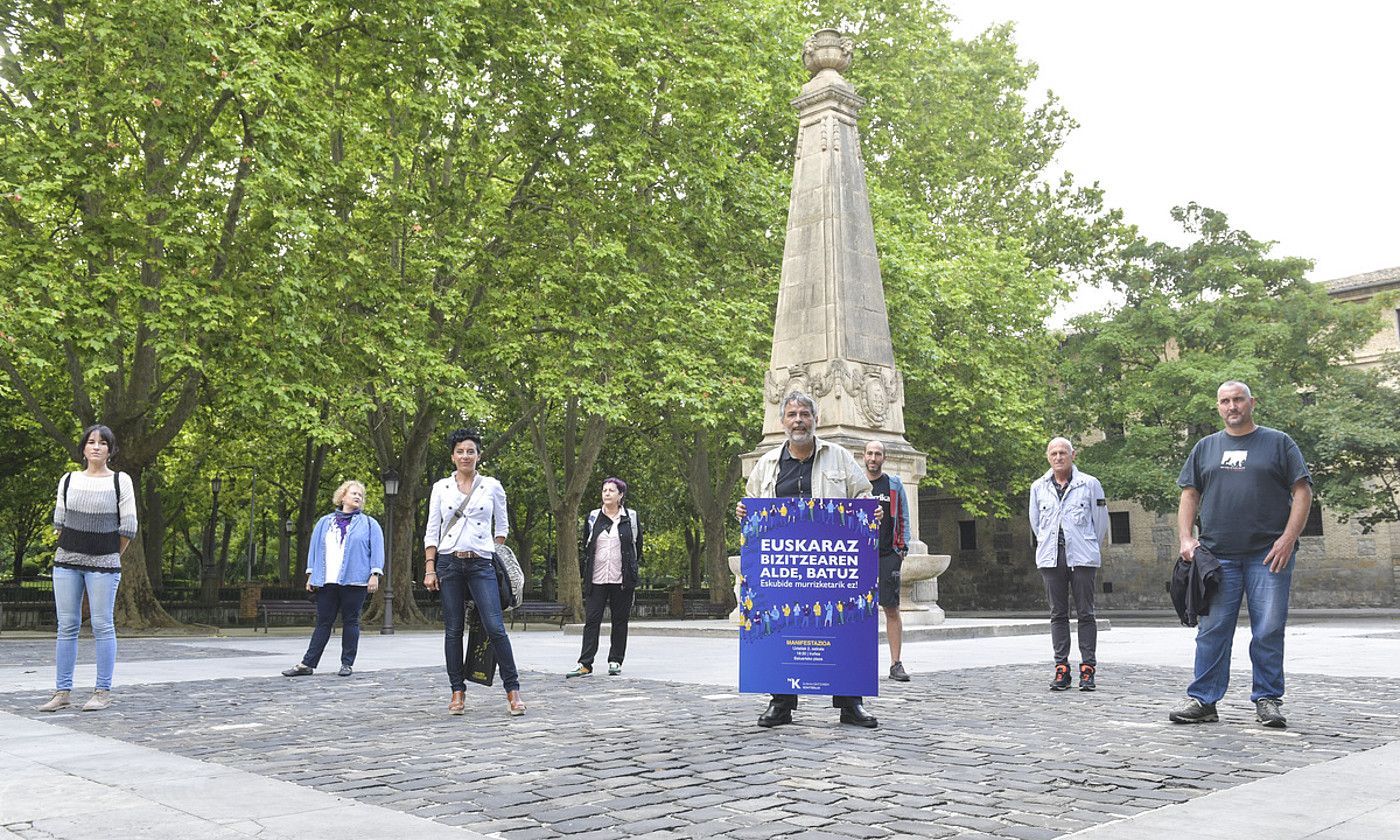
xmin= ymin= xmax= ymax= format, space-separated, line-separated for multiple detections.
xmin=381 ymin=468 xmax=400 ymax=635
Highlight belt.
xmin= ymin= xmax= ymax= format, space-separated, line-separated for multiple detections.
xmin=451 ymin=551 xmax=488 ymax=559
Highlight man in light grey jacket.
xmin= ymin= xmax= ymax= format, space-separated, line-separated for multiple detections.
xmin=737 ymin=390 xmax=877 ymax=728
xmin=1028 ymin=437 xmax=1108 ymax=691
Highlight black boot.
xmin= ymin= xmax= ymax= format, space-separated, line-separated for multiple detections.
xmin=839 ymin=703 xmax=878 ymax=728
xmin=758 ymin=701 xmax=793 ymax=728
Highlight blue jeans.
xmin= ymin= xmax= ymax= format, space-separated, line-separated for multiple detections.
xmin=299 ymin=584 xmax=367 ymax=669
xmin=1189 ymin=547 xmax=1294 ymax=704
xmin=438 ymin=555 xmax=519 ymax=693
xmin=53 ymin=566 xmax=121 ymax=691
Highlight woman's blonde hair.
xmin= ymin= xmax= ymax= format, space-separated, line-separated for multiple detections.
xmin=332 ymin=480 xmax=367 ymax=508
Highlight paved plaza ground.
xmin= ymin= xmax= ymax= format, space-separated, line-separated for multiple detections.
xmin=2 ymin=616 xmax=1398 ymax=839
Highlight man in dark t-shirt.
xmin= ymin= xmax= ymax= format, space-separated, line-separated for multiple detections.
xmin=1169 ymin=381 xmax=1312 ymax=729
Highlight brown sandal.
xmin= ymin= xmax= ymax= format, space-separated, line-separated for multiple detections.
xmin=448 ymin=690 xmax=466 ymax=715
xmin=507 ymin=690 xmax=526 ymax=716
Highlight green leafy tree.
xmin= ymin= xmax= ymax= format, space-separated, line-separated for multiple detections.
xmin=1054 ymin=204 xmax=1382 ymax=514
xmin=1301 ymin=358 xmax=1400 ymax=531
xmin=0 ymin=1 xmax=342 ymax=626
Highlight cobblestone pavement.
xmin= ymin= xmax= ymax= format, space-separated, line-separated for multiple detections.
xmin=9 ymin=661 xmax=1400 ymax=840
xmin=0 ymin=638 xmax=276 ymax=666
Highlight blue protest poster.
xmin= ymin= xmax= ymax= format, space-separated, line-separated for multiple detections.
xmin=737 ymin=497 xmax=880 ymax=697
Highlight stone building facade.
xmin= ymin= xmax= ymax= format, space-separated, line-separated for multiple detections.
xmin=928 ymin=267 xmax=1400 ymax=611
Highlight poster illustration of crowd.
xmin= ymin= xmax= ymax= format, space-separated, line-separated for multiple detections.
xmin=737 ymin=497 xmax=880 ymax=697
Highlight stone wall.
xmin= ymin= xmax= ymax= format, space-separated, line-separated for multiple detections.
xmin=920 ymin=489 xmax=1400 ymax=611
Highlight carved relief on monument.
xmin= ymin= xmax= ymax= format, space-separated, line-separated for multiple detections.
xmin=764 ymin=359 xmax=903 ymax=429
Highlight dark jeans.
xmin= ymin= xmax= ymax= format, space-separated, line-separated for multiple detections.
xmin=1040 ymin=555 xmax=1097 ymax=666
xmin=578 ymin=583 xmax=633 ymax=668
xmin=300 ymin=584 xmax=368 ymax=669
xmin=439 ymin=554 xmax=520 ymax=693
xmin=769 ymin=694 xmax=862 ymax=711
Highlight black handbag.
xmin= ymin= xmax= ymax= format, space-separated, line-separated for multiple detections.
xmin=464 ymin=601 xmax=496 ymax=686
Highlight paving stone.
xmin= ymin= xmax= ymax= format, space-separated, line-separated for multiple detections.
xmin=7 ymin=658 xmax=1400 ymax=840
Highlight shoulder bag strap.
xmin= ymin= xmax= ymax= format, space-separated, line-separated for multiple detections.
xmin=441 ymin=475 xmax=483 ymax=543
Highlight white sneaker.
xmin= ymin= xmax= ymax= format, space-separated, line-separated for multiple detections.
xmin=36 ymin=690 xmax=71 ymax=712
xmin=81 ymin=690 xmax=112 ymax=712
xmin=607 ymin=662 xmax=622 ymax=676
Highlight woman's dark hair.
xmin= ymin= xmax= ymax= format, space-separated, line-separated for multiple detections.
xmin=446 ymin=428 xmax=483 ymax=454
xmin=78 ymin=424 xmax=118 ymax=465
xmin=603 ymin=477 xmax=627 ymax=497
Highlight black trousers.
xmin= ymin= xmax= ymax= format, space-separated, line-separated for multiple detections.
xmin=1040 ymin=555 xmax=1097 ymax=666
xmin=769 ymin=694 xmax=861 ymax=710
xmin=578 ymin=583 xmax=633 ymax=668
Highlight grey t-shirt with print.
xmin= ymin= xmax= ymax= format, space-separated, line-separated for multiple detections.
xmin=1177 ymin=425 xmax=1311 ymax=556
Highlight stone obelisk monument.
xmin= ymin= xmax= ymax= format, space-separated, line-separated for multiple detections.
xmin=740 ymin=29 xmax=950 ymax=623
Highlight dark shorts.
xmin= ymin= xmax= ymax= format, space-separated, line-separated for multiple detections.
xmin=878 ymin=551 xmax=903 ymax=607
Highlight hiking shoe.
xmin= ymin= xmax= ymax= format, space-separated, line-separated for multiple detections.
xmin=337 ymin=665 xmax=353 ymax=677
xmin=1256 ymin=698 xmax=1287 ymax=729
xmin=1079 ymin=664 xmax=1096 ymax=691
xmin=81 ymin=690 xmax=112 ymax=712
xmin=1050 ymin=663 xmax=1072 ymax=691
xmin=889 ymin=661 xmax=910 ymax=682
xmin=1169 ymin=698 xmax=1219 ymax=723
xmin=36 ymin=690 xmax=71 ymax=712
xmin=607 ymin=662 xmax=622 ymax=676
xmin=566 ymin=665 xmax=592 ymax=678
xmin=281 ymin=663 xmax=314 ymax=677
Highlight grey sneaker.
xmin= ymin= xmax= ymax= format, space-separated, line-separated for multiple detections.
xmin=36 ymin=690 xmax=71 ymax=712
xmin=337 ymin=665 xmax=353 ymax=677
xmin=1169 ymin=697 xmax=1219 ymax=723
xmin=1256 ymin=698 xmax=1287 ymax=728
xmin=889 ymin=661 xmax=910 ymax=682
xmin=81 ymin=690 xmax=112 ymax=712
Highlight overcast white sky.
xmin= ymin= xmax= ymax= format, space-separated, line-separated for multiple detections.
xmin=940 ymin=1 xmax=1400 ymax=319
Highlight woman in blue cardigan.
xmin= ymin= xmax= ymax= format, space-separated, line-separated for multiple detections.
xmin=281 ymin=480 xmax=384 ymax=677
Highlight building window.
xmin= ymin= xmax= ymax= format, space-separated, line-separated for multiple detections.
xmin=1109 ymin=511 xmax=1132 ymax=544
xmin=958 ymin=520 xmax=978 ymax=551
xmin=1301 ymin=502 xmax=1324 ymax=537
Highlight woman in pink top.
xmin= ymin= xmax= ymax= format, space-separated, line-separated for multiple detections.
xmin=567 ymin=478 xmax=642 ymax=678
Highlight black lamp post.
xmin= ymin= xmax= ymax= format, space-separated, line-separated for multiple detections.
xmin=381 ymin=468 xmax=400 ymax=635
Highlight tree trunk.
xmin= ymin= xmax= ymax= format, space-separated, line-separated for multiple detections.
xmin=142 ymin=472 xmax=165 ymax=590
xmin=675 ymin=428 xmax=743 ymax=607
xmin=295 ymin=428 xmax=330 ymax=581
xmin=362 ymin=393 xmax=437 ymax=628
xmin=531 ymin=398 xmax=607 ymax=620
xmin=9 ymin=499 xmax=45 ymax=582
xmin=112 ymin=469 xmax=179 ymax=629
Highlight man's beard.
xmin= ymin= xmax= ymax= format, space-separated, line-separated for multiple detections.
xmin=788 ymin=429 xmax=813 ymax=445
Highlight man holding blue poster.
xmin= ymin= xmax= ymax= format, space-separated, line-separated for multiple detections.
xmin=736 ymin=391 xmax=881 ymax=729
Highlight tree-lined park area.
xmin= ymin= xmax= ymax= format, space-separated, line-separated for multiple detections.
xmin=3 ymin=1 xmax=1395 ymax=628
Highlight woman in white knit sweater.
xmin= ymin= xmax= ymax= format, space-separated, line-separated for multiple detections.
xmin=36 ymin=424 xmax=137 ymax=713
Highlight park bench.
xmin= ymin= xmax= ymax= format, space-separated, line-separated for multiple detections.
xmin=683 ymin=600 xmax=732 ymax=620
xmin=257 ymin=598 xmax=318 ymax=632
xmin=509 ymin=600 xmax=567 ymax=630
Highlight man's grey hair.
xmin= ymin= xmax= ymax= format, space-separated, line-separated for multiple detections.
xmin=782 ymin=390 xmax=819 ymax=419
xmin=1219 ymin=380 xmax=1253 ymax=398
xmin=1046 ymin=437 xmax=1074 ymax=454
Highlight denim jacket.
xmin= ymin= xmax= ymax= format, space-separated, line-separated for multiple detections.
xmin=307 ymin=510 xmax=384 ymax=586
xmin=1029 ymin=467 xmax=1108 ymax=568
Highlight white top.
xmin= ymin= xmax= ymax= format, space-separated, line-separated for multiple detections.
xmin=592 ymin=517 xmax=623 ymax=584
xmin=322 ymin=524 xmax=346 ymax=584
xmin=424 ymin=474 xmax=508 ymax=557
